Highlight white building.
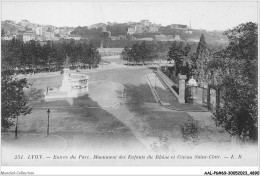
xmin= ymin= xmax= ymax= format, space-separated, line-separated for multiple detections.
xmin=36 ymin=27 xmax=43 ymax=35
xmin=54 ymin=27 xmax=60 ymax=34
xmin=17 ymin=32 xmax=36 ymax=42
xmin=127 ymin=26 xmax=136 ymax=34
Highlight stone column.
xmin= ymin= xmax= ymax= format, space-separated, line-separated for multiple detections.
xmin=178 ymin=74 xmax=187 ymax=104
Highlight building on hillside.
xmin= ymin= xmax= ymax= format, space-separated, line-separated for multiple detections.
xmin=18 ymin=27 xmax=26 ymax=32
xmin=44 ymin=31 xmax=55 ymax=40
xmin=140 ymin=20 xmax=151 ymax=26
xmin=27 ymin=24 xmax=36 ymax=31
xmin=127 ymin=26 xmax=136 ymax=34
xmin=17 ymin=32 xmax=36 ymax=42
xmin=59 ymin=27 xmax=74 ymax=36
xmin=149 ymin=25 xmax=160 ymax=33
xmin=184 ymin=30 xmax=193 ymax=34
xmin=135 ymin=24 xmax=146 ymax=33
xmin=54 ymin=27 xmax=60 ymax=34
xmin=36 ymin=27 xmax=43 ymax=35
xmin=20 ymin=20 xmax=30 ymax=27
xmin=42 ymin=26 xmax=49 ymax=33
xmin=4 ymin=20 xmax=16 ymax=24
xmin=170 ymin=24 xmax=189 ymax=30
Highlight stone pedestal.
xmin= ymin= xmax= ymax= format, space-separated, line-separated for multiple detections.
xmin=178 ymin=74 xmax=187 ymax=104
xmin=60 ymin=68 xmax=70 ymax=92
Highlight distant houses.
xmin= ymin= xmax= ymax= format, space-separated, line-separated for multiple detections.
xmin=17 ymin=31 xmax=36 ymax=42
xmin=127 ymin=20 xmax=161 ymax=34
xmin=170 ymin=24 xmax=189 ymax=30
xmin=1 ymin=19 xmax=81 ymax=42
xmin=1 ymin=19 xmax=220 ymax=43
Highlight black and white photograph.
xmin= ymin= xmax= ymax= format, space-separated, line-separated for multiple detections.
xmin=0 ymin=0 xmax=259 ymax=175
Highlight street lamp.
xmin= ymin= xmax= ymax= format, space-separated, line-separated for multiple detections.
xmin=47 ymin=109 xmax=50 ymax=136
xmin=155 ymin=75 xmax=157 ymax=90
xmin=15 ymin=116 xmax=18 ymax=139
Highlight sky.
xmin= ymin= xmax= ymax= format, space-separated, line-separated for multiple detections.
xmin=1 ymin=1 xmax=258 ymax=31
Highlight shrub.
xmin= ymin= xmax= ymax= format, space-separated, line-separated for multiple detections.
xmin=181 ymin=119 xmax=199 ymax=142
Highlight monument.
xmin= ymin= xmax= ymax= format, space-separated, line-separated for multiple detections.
xmin=44 ymin=56 xmax=89 ymax=100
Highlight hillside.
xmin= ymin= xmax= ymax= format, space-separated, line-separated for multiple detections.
xmin=1 ymin=21 xmax=24 ymax=34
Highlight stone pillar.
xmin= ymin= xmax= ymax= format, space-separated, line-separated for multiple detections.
xmin=178 ymin=74 xmax=187 ymax=104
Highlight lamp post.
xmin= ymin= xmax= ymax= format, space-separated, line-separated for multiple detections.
xmin=155 ymin=75 xmax=157 ymax=90
xmin=15 ymin=116 xmax=18 ymax=139
xmin=47 ymin=109 xmax=50 ymax=136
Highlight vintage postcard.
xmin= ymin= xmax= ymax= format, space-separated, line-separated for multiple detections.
xmin=1 ymin=0 xmax=259 ymax=175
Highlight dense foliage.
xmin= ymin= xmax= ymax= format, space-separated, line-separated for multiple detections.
xmin=167 ymin=41 xmax=195 ymax=80
xmin=120 ymin=41 xmax=158 ymax=65
xmin=210 ymin=22 xmax=258 ymax=141
xmin=193 ymin=34 xmax=211 ymax=84
xmin=1 ymin=39 xmax=101 ymax=73
xmin=1 ymin=69 xmax=32 ymax=130
xmin=165 ymin=22 xmax=257 ymax=141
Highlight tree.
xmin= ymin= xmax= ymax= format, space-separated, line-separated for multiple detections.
xmin=53 ymin=43 xmax=66 ymax=68
xmin=139 ymin=41 xmax=157 ymax=65
xmin=1 ymin=69 xmax=32 ymax=138
xmin=120 ymin=42 xmax=158 ymax=65
xmin=120 ymin=46 xmax=131 ymax=64
xmin=87 ymin=45 xmax=101 ymax=68
xmin=212 ymin=22 xmax=258 ymax=141
xmin=194 ymin=34 xmax=210 ymax=85
xmin=2 ymin=38 xmax=24 ymax=70
xmin=168 ymin=42 xmax=186 ymax=77
xmin=179 ymin=44 xmax=194 ymax=78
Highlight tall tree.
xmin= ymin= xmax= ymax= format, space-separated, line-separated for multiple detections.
xmin=194 ymin=34 xmax=210 ymax=85
xmin=1 ymin=69 xmax=32 ymax=137
xmin=168 ymin=41 xmax=184 ymax=77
